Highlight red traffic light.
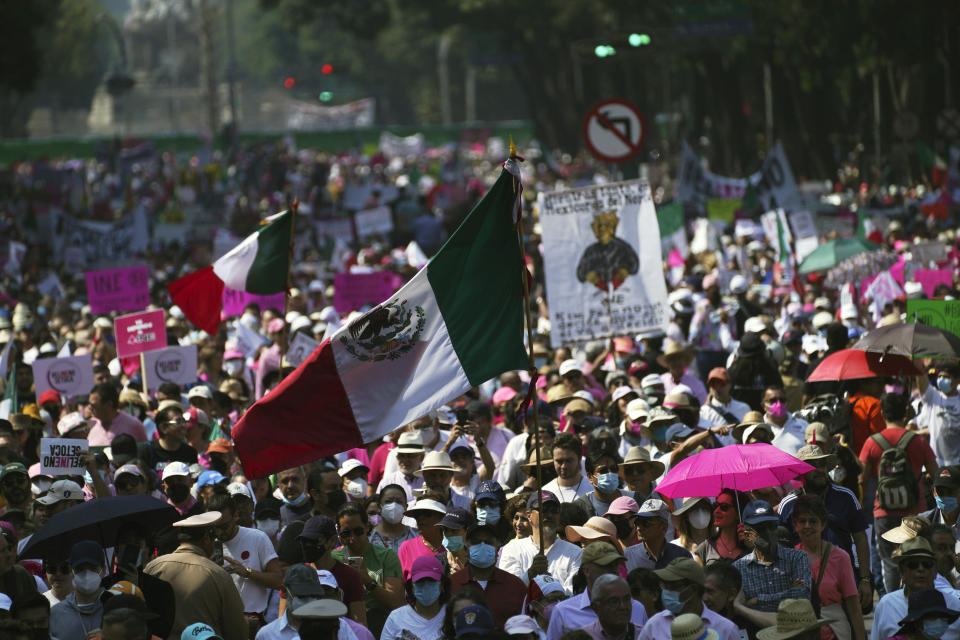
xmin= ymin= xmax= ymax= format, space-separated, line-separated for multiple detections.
xmin=283 ymin=77 xmax=296 ymax=89
xmin=321 ymin=64 xmax=333 ymax=75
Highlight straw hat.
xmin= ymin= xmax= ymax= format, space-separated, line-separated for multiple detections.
xmin=671 ymin=613 xmax=720 ymax=640
xmin=731 ymin=411 xmax=764 ymax=443
xmin=795 ymin=444 xmax=837 ymax=469
xmin=892 ymin=536 xmax=936 ymax=564
xmin=620 ymin=446 xmax=665 ymax=477
xmin=657 ymin=340 xmax=694 ymax=369
xmin=546 ymin=384 xmax=573 ymax=405
xmin=414 ymin=451 xmax=455 ymax=477
xmin=757 ymin=599 xmax=831 ymax=640
xmin=565 ymin=516 xmax=619 ymax=547
xmin=640 ymin=406 xmax=678 ymax=440
xmin=521 ymin=446 xmax=554 ymax=474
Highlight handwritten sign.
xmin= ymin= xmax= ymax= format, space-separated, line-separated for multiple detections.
xmin=85 ymin=265 xmax=150 ymax=315
xmin=142 ymin=345 xmax=198 ymax=392
xmin=354 ymin=206 xmax=394 ymax=241
xmin=287 ymin=332 xmax=321 ymax=367
xmin=32 ymin=354 xmax=95 ymax=398
xmin=222 ymin=287 xmax=286 ymax=317
xmin=907 ymin=300 xmax=960 ymax=338
xmin=40 ymin=438 xmax=89 ymax=476
xmin=333 ymin=272 xmax=404 ymax=314
xmin=114 ymin=310 xmax=166 ymax=359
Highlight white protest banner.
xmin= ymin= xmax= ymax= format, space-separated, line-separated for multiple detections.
xmin=379 ymin=131 xmax=425 ymax=159
xmin=142 ymin=345 xmax=198 ymax=392
xmin=340 ymin=185 xmax=400 ymax=211
xmin=540 ymin=180 xmax=669 ymax=344
xmin=287 ymin=332 xmax=321 ymax=367
xmin=56 ymin=204 xmax=149 ymax=268
xmin=32 ymin=354 xmax=95 ymax=398
xmin=286 ymin=97 xmax=375 ymax=131
xmin=37 ymin=273 xmax=65 ymax=300
xmin=40 ymin=438 xmax=88 ymax=477
xmin=354 ymin=206 xmax=394 ymax=240
xmin=235 ymin=323 xmax=270 ymax=359
xmin=678 ymin=141 xmax=801 ymax=213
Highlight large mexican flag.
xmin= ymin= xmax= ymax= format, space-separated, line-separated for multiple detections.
xmin=233 ymin=160 xmax=529 ymax=477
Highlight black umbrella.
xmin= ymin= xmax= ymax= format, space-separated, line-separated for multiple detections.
xmin=852 ymin=322 xmax=960 ymax=360
xmin=20 ymin=494 xmax=179 ymax=560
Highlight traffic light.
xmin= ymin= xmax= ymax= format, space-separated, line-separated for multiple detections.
xmin=594 ymin=45 xmax=616 ymax=58
xmin=283 ymin=77 xmax=296 ymax=89
xmin=628 ymin=33 xmax=651 ymax=47
xmin=321 ymin=64 xmax=333 ymax=75
xmin=318 ymin=91 xmax=333 ymax=102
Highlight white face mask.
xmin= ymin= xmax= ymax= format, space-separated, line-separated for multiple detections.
xmin=346 ymin=478 xmax=368 ymax=499
xmin=381 ymin=501 xmax=405 ymax=524
xmin=256 ymin=519 xmax=280 ymax=538
xmin=72 ymin=569 xmax=102 ymax=596
xmin=225 ymin=360 xmax=245 ymax=377
xmin=688 ymin=509 xmax=712 ymax=530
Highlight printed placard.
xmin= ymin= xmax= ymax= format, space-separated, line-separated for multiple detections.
xmin=40 ymin=438 xmax=89 ymax=477
xmin=287 ymin=332 xmax=322 ymax=367
xmin=114 ymin=310 xmax=167 ymax=359
xmin=333 ymin=271 xmax=404 ymax=314
xmin=85 ymin=265 xmax=150 ymax=315
xmin=354 ymin=206 xmax=394 ymax=240
xmin=141 ymin=345 xmax=198 ymax=392
xmin=32 ymin=354 xmax=95 ymax=398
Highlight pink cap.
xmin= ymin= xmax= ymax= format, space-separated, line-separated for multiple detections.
xmin=493 ymin=386 xmax=518 ymax=404
xmin=410 ymin=555 xmax=443 ymax=582
xmin=604 ymin=496 xmax=640 ymax=516
xmin=267 ymin=318 xmax=286 ymax=334
xmin=223 ymin=348 xmax=244 ymax=360
xmin=612 ymin=337 xmax=634 ymax=353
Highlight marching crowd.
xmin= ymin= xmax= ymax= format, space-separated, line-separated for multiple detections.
xmin=1 ymin=137 xmax=960 ymax=640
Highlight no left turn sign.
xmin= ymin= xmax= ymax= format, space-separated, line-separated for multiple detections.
xmin=583 ymin=99 xmax=646 ymax=163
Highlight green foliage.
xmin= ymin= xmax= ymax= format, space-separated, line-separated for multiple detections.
xmin=35 ymin=0 xmax=110 ymax=109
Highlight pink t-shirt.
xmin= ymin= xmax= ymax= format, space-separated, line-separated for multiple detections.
xmin=87 ymin=411 xmax=148 ymax=446
xmin=397 ymin=536 xmax=444 ymax=582
xmin=799 ymin=544 xmax=857 ymax=640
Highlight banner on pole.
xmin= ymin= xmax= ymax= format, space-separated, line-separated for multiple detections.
xmin=114 ymin=310 xmax=166 ymax=359
xmin=40 ymin=438 xmax=89 ymax=477
xmin=85 ymin=266 xmax=150 ymax=315
xmin=539 ymin=180 xmax=669 ymax=344
xmin=32 ymin=354 xmax=95 ymax=398
xmin=141 ymin=345 xmax=198 ymax=392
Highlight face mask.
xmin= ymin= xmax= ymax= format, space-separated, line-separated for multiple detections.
xmin=476 ymin=506 xmax=500 ymax=526
xmin=72 ymin=569 xmax=102 ymax=596
xmin=938 ymin=377 xmax=955 ymax=394
xmin=256 ymin=518 xmax=280 ymax=538
xmin=165 ymin=484 xmax=190 ymax=503
xmin=83 ymin=469 xmax=106 ymax=486
xmin=661 ymin=588 xmax=686 ymax=615
xmin=443 ymin=534 xmax=464 ymax=553
xmin=613 ymin=518 xmax=634 ymax=540
xmin=829 ymin=467 xmax=846 ymax=483
xmin=936 ymin=495 xmax=959 ymax=513
xmin=225 ymin=360 xmax=245 ymax=376
xmin=368 ymin=514 xmax=382 ymax=528
xmin=924 ymin=619 xmax=951 ymax=639
xmin=766 ymin=400 xmax=787 ymax=420
xmin=381 ymin=502 xmax=405 ymax=524
xmin=469 ymin=542 xmax=497 ymax=568
xmin=534 ymin=357 xmax=549 ymax=369
xmin=325 ymin=490 xmax=347 ymax=510
xmin=413 ymin=580 xmax=441 ymax=606
xmin=615 ymin=357 xmax=629 ymax=369
xmin=345 ymin=479 xmax=368 ymax=499
xmin=595 ymin=472 xmax=620 ymax=493
xmin=688 ymin=509 xmax=712 ymax=530
xmin=283 ymin=492 xmax=309 ymax=507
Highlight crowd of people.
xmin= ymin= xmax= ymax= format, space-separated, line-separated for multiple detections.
xmin=1 ymin=134 xmax=960 ymax=640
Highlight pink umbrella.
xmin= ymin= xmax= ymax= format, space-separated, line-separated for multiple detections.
xmin=655 ymin=443 xmax=814 ymax=499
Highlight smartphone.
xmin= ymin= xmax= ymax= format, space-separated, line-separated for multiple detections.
xmin=213 ymin=540 xmax=224 ymax=566
xmin=456 ymin=408 xmax=469 ymax=426
xmin=347 ymin=556 xmax=363 ymax=570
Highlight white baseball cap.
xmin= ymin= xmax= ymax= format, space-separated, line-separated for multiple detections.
xmin=338 ymin=459 xmax=370 ymax=477
xmin=161 ymin=461 xmax=192 ymax=480
xmin=558 ymin=359 xmax=582 ymax=377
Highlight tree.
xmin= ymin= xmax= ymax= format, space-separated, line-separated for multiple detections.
xmin=0 ymin=0 xmax=60 ymax=137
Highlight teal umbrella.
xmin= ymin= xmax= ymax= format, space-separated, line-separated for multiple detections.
xmin=798 ymin=238 xmax=881 ymax=274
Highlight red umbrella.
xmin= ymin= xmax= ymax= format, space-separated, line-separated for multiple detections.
xmin=806 ymin=348 xmax=921 ymax=382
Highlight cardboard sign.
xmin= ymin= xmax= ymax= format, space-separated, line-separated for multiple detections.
xmin=222 ymin=287 xmax=286 ymax=317
xmin=354 ymin=206 xmax=394 ymax=240
xmin=86 ymin=266 xmax=150 ymax=315
xmin=40 ymin=438 xmax=89 ymax=477
xmin=32 ymin=354 xmax=95 ymax=398
xmin=142 ymin=345 xmax=198 ymax=392
xmin=333 ymin=271 xmax=404 ymax=314
xmin=287 ymin=332 xmax=321 ymax=367
xmin=114 ymin=310 xmax=166 ymax=359
xmin=539 ymin=180 xmax=669 ymax=343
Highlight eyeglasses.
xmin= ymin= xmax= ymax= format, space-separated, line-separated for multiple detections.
xmin=902 ymin=559 xmax=935 ymax=571
xmin=338 ymin=526 xmax=366 ymax=540
xmin=714 ymin=503 xmax=734 ymax=511
xmin=45 ymin=563 xmax=72 ymax=575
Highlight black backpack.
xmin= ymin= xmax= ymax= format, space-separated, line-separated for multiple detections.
xmin=872 ymin=431 xmax=919 ymax=511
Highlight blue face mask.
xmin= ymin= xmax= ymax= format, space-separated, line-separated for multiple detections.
xmin=413 ymin=580 xmax=441 ymax=606
xmin=476 ymin=506 xmax=500 ymax=526
xmin=468 ymin=542 xmax=497 ymax=568
xmin=923 ymin=619 xmax=951 ymax=639
xmin=653 ymin=424 xmax=670 ymax=442
xmin=596 ymin=472 xmax=620 ymax=493
xmin=282 ymin=493 xmax=309 ymax=507
xmin=938 ymin=377 xmax=955 ymax=394
xmin=936 ymin=495 xmax=959 ymax=513
xmin=442 ymin=534 xmax=464 ymax=553
xmin=661 ymin=588 xmax=686 ymax=615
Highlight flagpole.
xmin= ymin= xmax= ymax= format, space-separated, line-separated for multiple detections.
xmin=282 ymin=198 xmax=298 ymax=364
xmin=509 ymin=138 xmax=545 ymax=549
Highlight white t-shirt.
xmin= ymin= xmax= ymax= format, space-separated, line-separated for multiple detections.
xmin=920 ymin=386 xmax=960 ymax=466
xmin=43 ymin=589 xmax=61 ymax=606
xmin=542 ymin=476 xmax=591 ymax=503
xmin=223 ymin=526 xmax=279 ymax=614
xmin=380 ymin=604 xmax=446 ymax=640
xmin=498 ymin=535 xmax=582 ymax=594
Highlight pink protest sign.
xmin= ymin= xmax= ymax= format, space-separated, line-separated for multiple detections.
xmin=333 ymin=272 xmax=404 ymax=314
xmin=114 ymin=309 xmax=167 ymax=359
xmin=914 ymin=268 xmax=954 ymax=298
xmin=222 ymin=287 xmax=286 ymax=317
xmin=85 ymin=266 xmax=150 ymax=315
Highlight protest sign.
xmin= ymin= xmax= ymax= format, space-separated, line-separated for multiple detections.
xmin=913 ymin=268 xmax=954 ymax=298
xmin=354 ymin=206 xmax=394 ymax=240
xmin=315 ymin=218 xmax=355 ymax=245
xmin=287 ymin=332 xmax=321 ymax=367
xmin=32 ymin=354 xmax=95 ymax=398
xmin=540 ymin=180 xmax=669 ymax=344
xmin=222 ymin=288 xmax=286 ymax=317
xmin=235 ymin=323 xmax=270 ymax=359
xmin=56 ymin=205 xmax=149 ymax=268
xmin=86 ymin=266 xmax=150 ymax=315
xmin=114 ymin=310 xmax=166 ymax=359
xmin=142 ymin=345 xmax=198 ymax=392
xmin=911 ymin=241 xmax=948 ymax=267
xmin=286 ymin=97 xmax=375 ymax=130
xmin=706 ymin=198 xmax=740 ymax=223
xmin=333 ymin=271 xmax=404 ymax=314
xmin=677 ymin=141 xmax=800 ymax=213
xmin=907 ymin=300 xmax=960 ymax=337
xmin=37 ymin=273 xmax=65 ymax=300
xmin=340 ymin=185 xmax=400 ymax=211
xmin=40 ymin=438 xmax=89 ymax=477
xmin=63 ymin=247 xmax=86 ymax=273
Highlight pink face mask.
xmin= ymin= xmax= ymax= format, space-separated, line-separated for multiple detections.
xmin=766 ymin=400 xmax=787 ymax=420
xmin=617 ymin=564 xmax=629 ymax=579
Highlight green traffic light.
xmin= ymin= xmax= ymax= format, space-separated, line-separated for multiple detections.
xmin=629 ymin=33 xmax=651 ymax=47
xmin=594 ymin=44 xmax=616 ymax=58
xmin=319 ymin=91 xmax=333 ymax=102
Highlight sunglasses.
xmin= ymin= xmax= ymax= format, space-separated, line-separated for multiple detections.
xmin=636 ymin=518 xmax=660 ymax=528
xmin=903 ymin=559 xmax=935 ymax=571
xmin=116 ymin=477 xmax=142 ymax=490
xmin=45 ymin=563 xmax=72 ymax=575
xmin=338 ymin=526 xmax=366 ymax=540
xmin=766 ymin=397 xmax=787 ymax=404
xmin=714 ymin=503 xmax=734 ymax=511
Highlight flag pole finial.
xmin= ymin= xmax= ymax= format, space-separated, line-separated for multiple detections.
xmin=509 ymin=135 xmax=516 ymax=159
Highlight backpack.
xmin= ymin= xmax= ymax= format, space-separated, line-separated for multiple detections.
xmin=872 ymin=431 xmax=919 ymax=511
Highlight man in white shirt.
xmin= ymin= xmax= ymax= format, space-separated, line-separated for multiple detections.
xmin=700 ymin=368 xmax=751 ymax=442
xmin=871 ymin=537 xmax=960 ymax=640
xmin=917 ymin=367 xmax=960 ymax=466
xmin=208 ymin=494 xmax=283 ymax=628
xmin=498 ymin=491 xmax=582 ymax=594
xmin=541 ymin=433 xmax=592 ymax=502
xmin=637 ymin=558 xmax=740 ymax=640
xmin=381 ymin=414 xmax=450 ymax=478
xmin=762 ymin=386 xmax=807 ymax=456
xmin=376 ymin=431 xmax=425 ymax=501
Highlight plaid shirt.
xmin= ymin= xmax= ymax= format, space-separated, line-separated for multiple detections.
xmin=733 ymin=548 xmax=811 ymax=612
